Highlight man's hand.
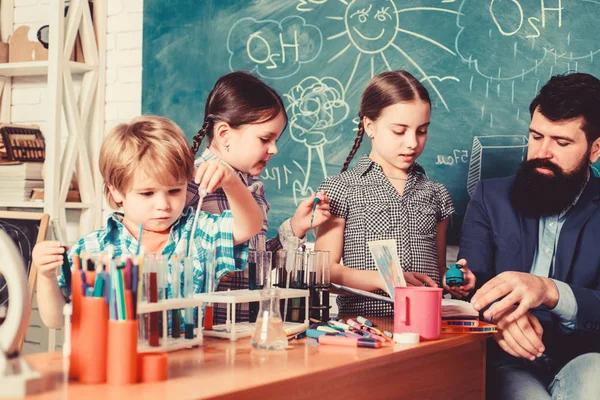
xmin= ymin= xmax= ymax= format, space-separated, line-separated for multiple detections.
xmin=471 ymin=271 xmax=559 ymax=323
xmin=493 ymin=306 xmax=545 ymax=360
xmin=443 ymin=258 xmax=476 ymax=298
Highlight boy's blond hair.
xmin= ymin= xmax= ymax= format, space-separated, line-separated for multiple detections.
xmin=100 ymin=116 xmax=194 ymax=209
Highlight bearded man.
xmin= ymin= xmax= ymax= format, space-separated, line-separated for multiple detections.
xmin=459 ymin=72 xmax=600 ymax=400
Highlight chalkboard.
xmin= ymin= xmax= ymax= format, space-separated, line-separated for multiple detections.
xmin=142 ymin=0 xmax=600 ymax=243
xmin=0 ymin=212 xmax=49 ymax=309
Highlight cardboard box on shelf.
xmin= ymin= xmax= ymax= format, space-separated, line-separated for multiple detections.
xmin=30 ymin=188 xmax=81 ymax=202
xmin=9 ymin=26 xmax=48 ymax=62
xmin=8 ymin=26 xmax=83 ymax=63
xmin=0 ymin=42 xmax=8 ymax=63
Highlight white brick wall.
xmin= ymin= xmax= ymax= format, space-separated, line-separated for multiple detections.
xmin=103 ymin=0 xmax=143 ymax=132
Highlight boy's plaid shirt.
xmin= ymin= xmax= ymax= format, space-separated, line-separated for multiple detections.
xmin=58 ymin=207 xmax=248 ymax=297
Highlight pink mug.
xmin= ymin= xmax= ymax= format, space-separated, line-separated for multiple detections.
xmin=394 ymin=287 xmax=442 ymax=340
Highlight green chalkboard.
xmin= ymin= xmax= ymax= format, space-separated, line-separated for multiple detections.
xmin=142 ymin=0 xmax=600 ymax=244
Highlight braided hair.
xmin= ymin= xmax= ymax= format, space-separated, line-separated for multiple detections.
xmin=340 ymin=71 xmax=431 ymax=173
xmin=341 ymin=119 xmax=365 ymax=172
xmin=190 ymin=71 xmax=287 ymax=156
xmin=191 ymin=116 xmax=214 ymax=155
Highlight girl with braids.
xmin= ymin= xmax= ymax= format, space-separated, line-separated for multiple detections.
xmin=316 ymin=71 xmax=472 ymax=317
xmin=187 ymin=71 xmax=330 ymax=323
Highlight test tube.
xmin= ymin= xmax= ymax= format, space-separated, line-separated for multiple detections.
xmin=183 ymin=256 xmax=195 ymax=339
xmin=144 ymin=254 xmax=160 ymax=347
xmin=204 ymin=248 xmax=215 ymax=330
xmin=273 ymin=250 xmax=287 ymax=288
xmin=256 ymin=250 xmax=272 ymax=289
xmin=309 ymin=250 xmax=331 ymax=321
xmin=171 ymin=255 xmax=181 ymax=338
xmin=289 ymin=247 xmax=308 ymax=322
xmin=249 ymin=235 xmax=267 ymax=291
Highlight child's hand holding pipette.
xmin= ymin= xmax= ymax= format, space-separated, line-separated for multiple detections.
xmin=194 ymin=159 xmax=239 ymax=194
xmin=290 ymin=190 xmax=331 ymax=238
xmin=193 ymin=159 xmax=262 ymax=244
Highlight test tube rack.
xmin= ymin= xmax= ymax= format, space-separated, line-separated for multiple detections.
xmin=194 ymin=288 xmax=310 ymax=341
xmin=136 ymin=298 xmax=204 ymax=353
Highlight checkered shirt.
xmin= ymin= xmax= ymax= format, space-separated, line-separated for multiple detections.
xmin=58 ymin=207 xmax=248 ymax=299
xmin=319 ymin=156 xmax=454 ymax=316
xmin=186 ymin=148 xmax=304 ymax=322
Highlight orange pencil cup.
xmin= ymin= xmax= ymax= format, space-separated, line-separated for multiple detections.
xmin=78 ymin=297 xmax=109 ymax=384
xmin=107 ymin=320 xmax=138 ymax=385
xmin=138 ymin=352 xmax=168 ymax=383
xmin=69 ymin=258 xmax=83 ymax=379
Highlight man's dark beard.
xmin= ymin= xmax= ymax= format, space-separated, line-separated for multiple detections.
xmin=510 ymin=155 xmax=589 ymax=217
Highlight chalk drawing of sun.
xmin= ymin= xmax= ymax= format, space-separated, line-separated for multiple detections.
xmin=325 ymin=0 xmax=460 ymax=110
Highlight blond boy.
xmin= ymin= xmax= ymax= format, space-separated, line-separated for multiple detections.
xmin=33 ymin=116 xmax=262 ymax=328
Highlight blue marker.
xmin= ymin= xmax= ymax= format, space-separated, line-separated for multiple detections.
xmin=309 ymin=197 xmax=320 ymax=229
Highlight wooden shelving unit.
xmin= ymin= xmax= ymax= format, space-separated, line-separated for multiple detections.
xmin=0 ymin=0 xmax=107 ymax=354
xmin=0 ymin=0 xmax=107 ymax=238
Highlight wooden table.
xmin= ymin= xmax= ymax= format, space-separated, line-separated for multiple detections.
xmin=25 ymin=324 xmax=488 ymax=400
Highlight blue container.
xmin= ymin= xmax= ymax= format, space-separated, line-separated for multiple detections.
xmin=446 ymin=264 xmax=464 ymax=287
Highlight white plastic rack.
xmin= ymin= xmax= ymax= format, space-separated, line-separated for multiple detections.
xmin=194 ymin=288 xmax=310 ymax=341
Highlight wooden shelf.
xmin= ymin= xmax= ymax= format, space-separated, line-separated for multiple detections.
xmin=0 ymin=61 xmax=95 ymax=77
xmin=0 ymin=200 xmax=93 ymax=209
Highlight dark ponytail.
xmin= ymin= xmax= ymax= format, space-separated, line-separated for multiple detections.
xmin=340 ymin=70 xmax=430 ymax=172
xmin=191 ymin=71 xmax=287 ymax=155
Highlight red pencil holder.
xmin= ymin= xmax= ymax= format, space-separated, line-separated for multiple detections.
xmin=107 ymin=320 xmax=138 ymax=385
xmin=78 ymin=297 xmax=109 ymax=384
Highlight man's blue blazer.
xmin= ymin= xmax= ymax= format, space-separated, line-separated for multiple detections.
xmin=459 ymin=173 xmax=600 ymax=365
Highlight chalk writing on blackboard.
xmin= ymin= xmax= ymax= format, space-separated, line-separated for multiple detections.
xmin=142 ymin=0 xmax=600 ymax=243
xmin=456 ymin=0 xmax=600 ymax=81
xmin=228 ymin=16 xmax=323 ymax=79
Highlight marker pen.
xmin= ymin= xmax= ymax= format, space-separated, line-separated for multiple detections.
xmin=317 ymin=325 xmax=342 ymax=334
xmin=347 ymin=319 xmax=387 ymax=342
xmin=328 ymin=319 xmax=351 ymax=331
xmin=318 ymin=335 xmax=382 ymax=349
xmin=357 ymin=316 xmax=373 ymax=327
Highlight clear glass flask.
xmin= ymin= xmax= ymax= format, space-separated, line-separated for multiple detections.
xmin=251 ymin=288 xmax=288 ymax=350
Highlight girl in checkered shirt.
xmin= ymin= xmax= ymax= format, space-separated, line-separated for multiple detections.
xmin=316 ymin=71 xmax=476 ymax=316
xmin=187 ymin=72 xmax=331 ymax=323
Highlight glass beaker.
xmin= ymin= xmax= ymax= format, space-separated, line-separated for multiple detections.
xmin=251 ymin=288 xmax=288 ymax=351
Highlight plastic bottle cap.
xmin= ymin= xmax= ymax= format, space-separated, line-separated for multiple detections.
xmin=393 ymin=332 xmax=420 ymax=344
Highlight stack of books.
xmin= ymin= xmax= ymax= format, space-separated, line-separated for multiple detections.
xmin=0 ymin=161 xmax=44 ymax=202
